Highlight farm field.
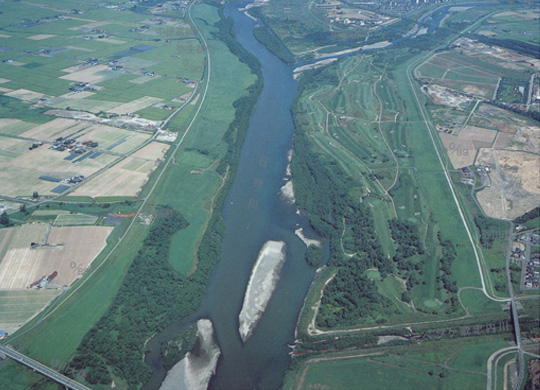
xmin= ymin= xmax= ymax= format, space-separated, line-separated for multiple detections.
xmin=0 ymin=223 xmax=113 ymax=289
xmin=0 ymin=289 xmax=62 ymax=335
xmin=478 ymin=9 xmax=540 ymax=46
xmin=54 ymin=213 xmax=98 ymax=226
xmin=0 ymin=0 xmax=202 ymax=123
xmin=0 ymin=117 xmax=165 ymax=197
xmin=72 ymin=141 xmax=170 ymax=197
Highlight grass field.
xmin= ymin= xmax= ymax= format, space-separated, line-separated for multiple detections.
xmin=294 ymin=51 xmax=483 ymax=324
xmin=290 ymin=355 xmax=486 ymax=390
xmin=149 ymin=3 xmax=256 ymax=274
xmin=459 ymin=288 xmax=505 ymax=317
xmin=448 ymin=339 xmax=509 ymax=372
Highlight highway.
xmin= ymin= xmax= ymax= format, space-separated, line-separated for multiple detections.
xmin=0 ymin=345 xmax=91 ymax=390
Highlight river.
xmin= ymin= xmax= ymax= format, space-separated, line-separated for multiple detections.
xmin=144 ymin=2 xmax=321 ymax=389
xmin=145 ymin=1 xmax=496 ymax=388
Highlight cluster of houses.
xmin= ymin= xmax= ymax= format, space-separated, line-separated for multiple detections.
xmin=51 ymin=137 xmax=98 ymax=154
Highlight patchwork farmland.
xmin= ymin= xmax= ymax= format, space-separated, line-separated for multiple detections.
xmin=0 ymin=0 xmax=204 ymax=346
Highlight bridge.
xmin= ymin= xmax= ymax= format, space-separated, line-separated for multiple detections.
xmin=0 ymin=345 xmax=92 ymax=390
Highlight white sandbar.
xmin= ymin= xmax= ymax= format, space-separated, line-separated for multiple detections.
xmin=238 ymin=240 xmax=286 ymax=342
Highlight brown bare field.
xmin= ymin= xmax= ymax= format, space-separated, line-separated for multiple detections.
xmin=493 ymin=126 xmax=540 ymax=154
xmin=5 ymin=88 xmax=52 ymax=102
xmin=0 ymin=34 xmax=11 ymax=38
xmin=26 ymin=34 xmax=56 ymax=40
xmin=440 ymin=125 xmax=497 ymax=168
xmin=107 ymin=96 xmax=163 ymax=115
xmin=53 ymin=91 xmax=96 ymax=100
xmin=470 ymin=104 xmax=530 ymax=132
xmin=18 ymin=118 xmax=87 ymax=140
xmin=0 ymin=78 xmax=10 ymax=84
xmin=0 ymin=118 xmax=24 ymax=128
xmin=476 ymin=149 xmax=540 ymax=220
xmin=0 ymin=136 xmax=29 ymax=163
xmin=64 ymin=45 xmax=95 ymax=53
xmin=59 ymin=64 xmax=110 ymax=83
xmin=131 ymin=141 xmax=169 ymax=160
xmin=72 ymin=141 xmax=169 ymax=197
xmin=2 ymin=61 xmax=26 ymax=66
xmin=0 ymin=224 xmax=113 ymax=289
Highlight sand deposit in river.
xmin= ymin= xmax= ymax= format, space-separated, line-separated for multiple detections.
xmin=238 ymin=240 xmax=286 ymax=342
xmin=159 ymin=319 xmax=221 ymax=390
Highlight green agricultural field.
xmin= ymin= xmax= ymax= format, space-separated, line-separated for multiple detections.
xmin=0 ymin=0 xmax=201 ymax=128
xmin=54 ymin=213 xmax=98 ymax=226
xmin=482 ymin=11 xmax=540 ymax=46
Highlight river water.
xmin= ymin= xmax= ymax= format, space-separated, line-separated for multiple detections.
xmin=145 ymin=3 xmax=320 ymax=390
xmin=202 ymin=4 xmax=319 ymax=388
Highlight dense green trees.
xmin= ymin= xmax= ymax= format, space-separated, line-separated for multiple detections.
xmin=71 ymin=208 xmax=190 ymax=388
xmin=474 ymin=215 xmax=505 ymax=249
xmin=305 ymin=244 xmax=323 ymax=267
xmin=253 ymin=25 xmax=295 ymax=64
xmin=389 ymin=218 xmax=424 ymax=262
xmin=514 ymin=207 xmax=540 ymax=225
xmin=0 ymin=211 xmax=9 ymax=226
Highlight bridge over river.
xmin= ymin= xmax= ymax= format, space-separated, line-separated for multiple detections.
xmin=0 ymin=345 xmax=91 ymax=390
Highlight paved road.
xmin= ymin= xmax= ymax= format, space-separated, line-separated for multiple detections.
xmin=0 ymin=345 xmax=91 ymax=390
xmin=504 ymin=226 xmax=525 ymax=390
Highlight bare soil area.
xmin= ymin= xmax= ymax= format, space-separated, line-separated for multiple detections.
xmin=475 ymin=149 xmax=540 ymax=220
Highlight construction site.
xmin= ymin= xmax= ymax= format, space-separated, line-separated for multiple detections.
xmin=418 ymin=35 xmax=540 ymax=221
